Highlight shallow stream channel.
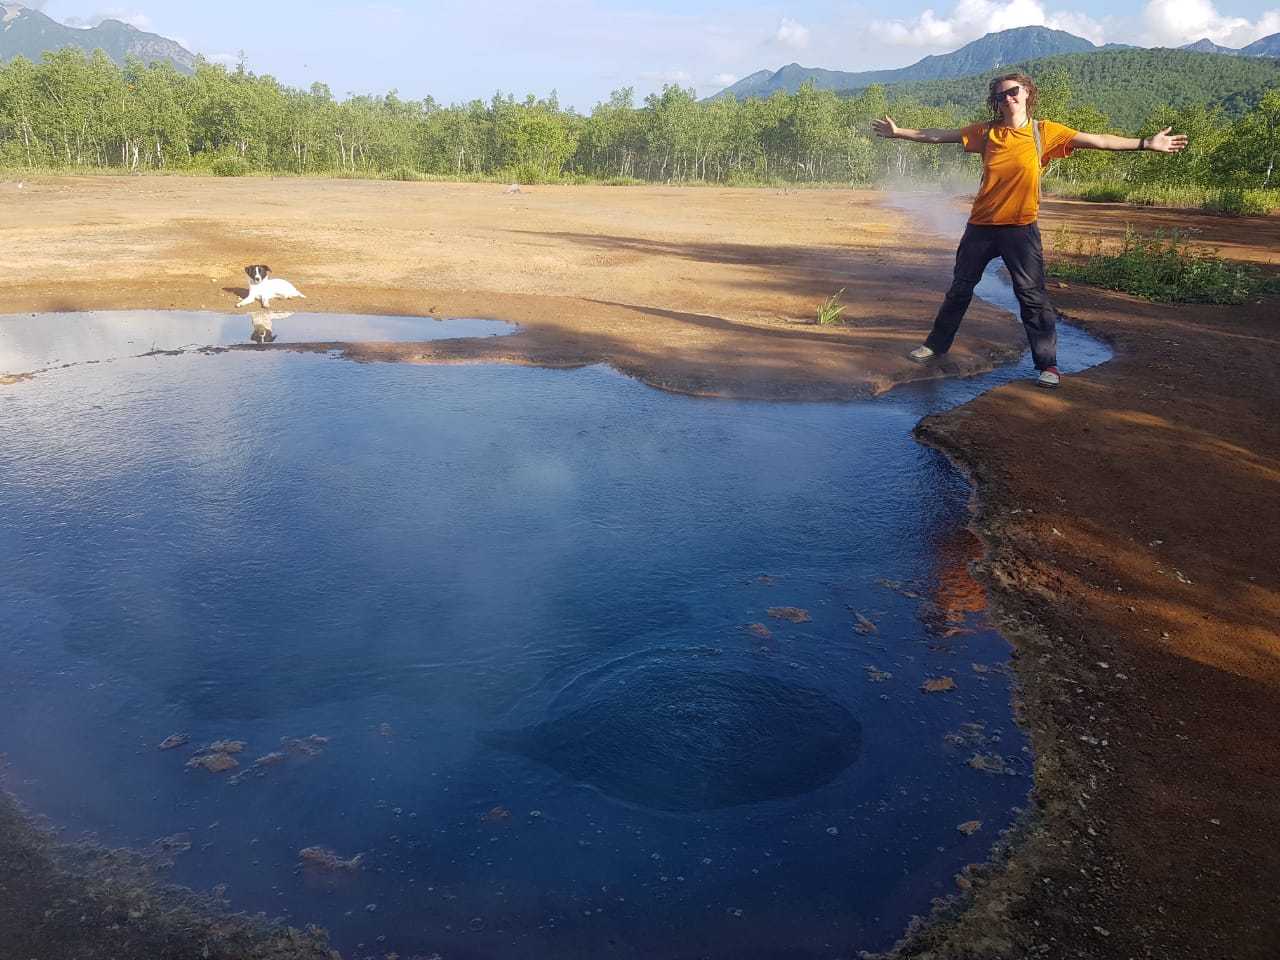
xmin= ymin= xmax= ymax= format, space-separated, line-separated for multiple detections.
xmin=0 ymin=288 xmax=1110 ymax=958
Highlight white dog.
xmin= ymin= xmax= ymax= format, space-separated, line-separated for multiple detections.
xmin=237 ymin=264 xmax=306 ymax=309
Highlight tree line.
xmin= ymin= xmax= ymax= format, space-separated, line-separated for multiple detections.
xmin=0 ymin=48 xmax=1276 ymax=190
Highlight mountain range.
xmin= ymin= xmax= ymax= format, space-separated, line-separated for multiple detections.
xmin=0 ymin=4 xmax=1277 ymax=106
xmin=713 ymin=25 xmax=1280 ymax=100
xmin=0 ymin=2 xmax=195 ymax=73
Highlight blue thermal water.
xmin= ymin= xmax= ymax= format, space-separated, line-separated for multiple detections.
xmin=0 ymin=290 xmax=1110 ymax=959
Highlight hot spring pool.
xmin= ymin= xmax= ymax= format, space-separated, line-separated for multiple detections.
xmin=0 ymin=299 xmax=1110 ymax=958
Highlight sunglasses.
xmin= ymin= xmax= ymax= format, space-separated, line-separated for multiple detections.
xmin=995 ymin=85 xmax=1021 ymax=100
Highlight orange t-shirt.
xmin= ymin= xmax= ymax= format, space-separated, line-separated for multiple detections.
xmin=960 ymin=119 xmax=1077 ymax=225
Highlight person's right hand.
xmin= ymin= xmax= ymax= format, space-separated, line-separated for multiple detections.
xmin=871 ymin=115 xmax=899 ymax=139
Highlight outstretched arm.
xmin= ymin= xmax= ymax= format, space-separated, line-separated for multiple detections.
xmin=871 ymin=115 xmax=963 ymax=144
xmin=1070 ymin=126 xmax=1188 ymax=153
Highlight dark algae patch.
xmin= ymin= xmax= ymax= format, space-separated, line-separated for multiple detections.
xmin=0 ymin=789 xmax=337 ymax=960
xmin=486 ymin=671 xmax=863 ymax=812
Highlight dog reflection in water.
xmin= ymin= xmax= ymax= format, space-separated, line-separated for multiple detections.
xmin=248 ymin=311 xmax=292 ymax=345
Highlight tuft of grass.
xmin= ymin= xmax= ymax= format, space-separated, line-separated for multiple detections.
xmin=1050 ymin=225 xmax=1280 ymax=304
xmin=817 ymin=288 xmax=847 ymax=325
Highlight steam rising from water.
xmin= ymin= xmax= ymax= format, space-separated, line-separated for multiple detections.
xmin=879 ymin=181 xmax=972 ymax=239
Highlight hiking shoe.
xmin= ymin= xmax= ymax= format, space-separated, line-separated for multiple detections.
xmin=908 ymin=345 xmax=936 ymax=363
xmin=1036 ymin=366 xmax=1061 ymax=388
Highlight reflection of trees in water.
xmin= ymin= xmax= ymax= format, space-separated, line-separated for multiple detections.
xmin=923 ymin=525 xmax=987 ymax=633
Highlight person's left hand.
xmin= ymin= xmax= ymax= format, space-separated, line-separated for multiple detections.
xmin=1148 ymin=127 xmax=1189 ymax=153
xmin=871 ymin=115 xmax=899 ymax=139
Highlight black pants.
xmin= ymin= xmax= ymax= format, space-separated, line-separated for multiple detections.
xmin=925 ymin=222 xmax=1058 ymax=371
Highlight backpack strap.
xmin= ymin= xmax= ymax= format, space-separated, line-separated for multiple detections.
xmin=1029 ymin=120 xmax=1049 ymax=203
xmin=1033 ymin=118 xmax=1043 ymax=201
xmin=978 ymin=121 xmax=991 ymax=187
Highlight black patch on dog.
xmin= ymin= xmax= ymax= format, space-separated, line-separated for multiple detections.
xmin=245 ymin=264 xmax=271 ymax=283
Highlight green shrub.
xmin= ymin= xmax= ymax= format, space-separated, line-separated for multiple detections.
xmin=1124 ymin=183 xmax=1197 ymax=207
xmin=1239 ymin=189 xmax=1280 ymax=215
xmin=1049 ymin=225 xmax=1278 ymax=304
xmin=1046 ymin=181 xmax=1280 ymax=216
xmin=1201 ymin=187 xmax=1280 ymax=216
xmin=1078 ymin=183 xmax=1128 ymax=202
xmin=512 ymin=161 xmax=550 ymax=185
xmin=1043 ymin=179 xmax=1127 ymax=201
xmin=386 ymin=166 xmax=424 ymax=181
xmin=210 ymin=157 xmax=249 ymax=177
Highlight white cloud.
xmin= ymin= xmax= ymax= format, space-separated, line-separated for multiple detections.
xmin=63 ymin=8 xmax=153 ymax=31
xmin=775 ymin=17 xmax=811 ymax=50
xmin=871 ymin=0 xmax=1105 ymax=48
xmin=1141 ymin=0 xmax=1280 ymax=47
xmin=1045 ymin=10 xmax=1107 ymax=43
xmin=713 ymin=72 xmax=738 ymax=86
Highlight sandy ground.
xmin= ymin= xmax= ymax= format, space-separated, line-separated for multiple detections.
xmin=1 ymin=177 xmax=1278 ymax=960
xmin=0 ymin=176 xmax=1029 ymax=395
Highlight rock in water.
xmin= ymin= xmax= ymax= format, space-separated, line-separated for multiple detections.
xmin=486 ymin=671 xmax=861 ymax=812
xmin=299 ymin=846 xmax=364 ymax=871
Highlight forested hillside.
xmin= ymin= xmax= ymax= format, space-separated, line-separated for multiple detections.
xmin=0 ymin=2 xmax=194 ymax=72
xmin=892 ymin=48 xmax=1280 ymax=128
xmin=713 ymin=26 xmax=1100 ymax=99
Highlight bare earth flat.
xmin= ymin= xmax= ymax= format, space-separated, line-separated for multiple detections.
xmin=1 ymin=177 xmax=1278 ymax=960
xmin=0 ymin=176 xmax=1027 ymax=395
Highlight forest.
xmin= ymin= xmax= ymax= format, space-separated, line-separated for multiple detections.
xmin=0 ymin=48 xmax=1277 ymax=208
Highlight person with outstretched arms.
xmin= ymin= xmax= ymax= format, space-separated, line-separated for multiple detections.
xmin=872 ymin=73 xmax=1187 ymax=388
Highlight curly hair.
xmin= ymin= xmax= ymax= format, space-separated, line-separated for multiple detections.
xmin=987 ymin=73 xmax=1038 ymax=121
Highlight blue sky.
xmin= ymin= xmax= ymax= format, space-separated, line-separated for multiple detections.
xmin=27 ymin=0 xmax=1280 ymax=108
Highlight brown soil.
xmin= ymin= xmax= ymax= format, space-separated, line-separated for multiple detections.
xmin=0 ymin=176 xmax=1027 ymax=395
xmin=2 ymin=178 xmax=1278 ymax=960
xmin=1044 ymin=196 xmax=1280 ymax=268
